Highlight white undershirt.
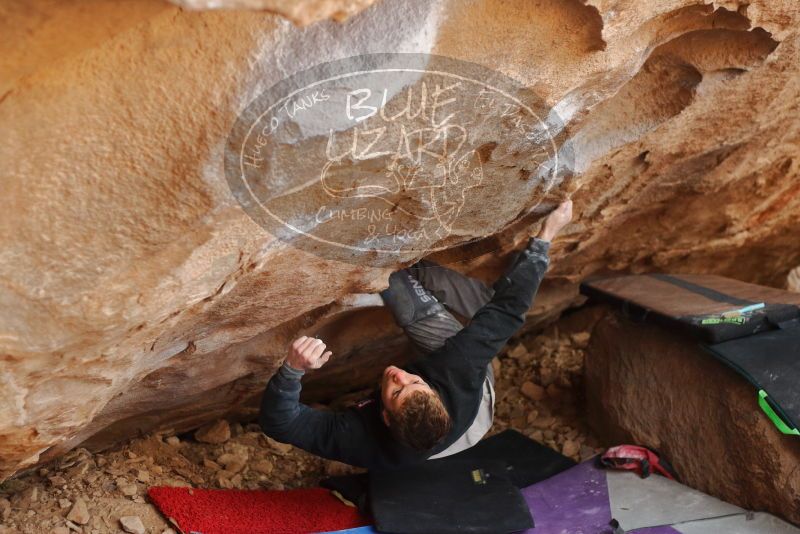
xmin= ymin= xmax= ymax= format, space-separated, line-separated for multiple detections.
xmin=428 ymin=368 xmax=495 ymax=459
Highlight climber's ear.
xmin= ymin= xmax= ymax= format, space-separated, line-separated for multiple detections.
xmin=382 ymin=408 xmax=391 ymax=427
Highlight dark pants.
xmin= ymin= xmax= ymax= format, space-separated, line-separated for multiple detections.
xmin=381 ymin=260 xmax=496 ymax=379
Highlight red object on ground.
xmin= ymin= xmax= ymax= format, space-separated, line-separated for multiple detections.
xmin=148 ymin=486 xmax=370 ymax=534
xmin=599 ymin=445 xmax=678 ymax=480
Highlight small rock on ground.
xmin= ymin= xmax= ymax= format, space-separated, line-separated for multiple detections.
xmin=120 ymin=515 xmax=146 ymax=534
xmin=194 ymin=420 xmax=231 ymax=444
xmin=66 ymin=497 xmax=90 ymax=525
xmin=521 ymin=381 xmax=546 ymax=401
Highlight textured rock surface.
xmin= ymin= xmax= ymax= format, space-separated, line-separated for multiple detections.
xmin=789 ymin=266 xmax=800 ymax=292
xmin=0 ymin=324 xmax=601 ymax=533
xmin=168 ymin=0 xmax=377 ymax=25
xmin=2 ymin=0 xmax=800 ymax=478
xmin=585 ymin=309 xmax=800 ymax=524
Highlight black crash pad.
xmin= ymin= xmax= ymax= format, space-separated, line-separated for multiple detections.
xmin=707 ymin=327 xmax=800 ymax=434
xmin=320 ymin=429 xmax=575 ymax=515
xmin=369 ymin=459 xmax=533 ymax=534
xmin=447 ymin=427 xmax=576 ymax=488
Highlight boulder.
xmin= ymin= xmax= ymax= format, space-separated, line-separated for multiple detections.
xmin=521 ymin=381 xmax=546 ymax=402
xmin=1 ymin=0 xmax=800 ymax=478
xmin=585 ymin=309 xmax=800 ymax=524
xmin=119 ymin=516 xmax=146 ymax=534
xmin=65 ymin=498 xmax=90 ymax=525
xmin=194 ymin=420 xmax=231 ymax=444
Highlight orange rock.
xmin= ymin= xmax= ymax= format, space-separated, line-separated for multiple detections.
xmin=0 ymin=0 xmax=799 ymax=480
xmin=521 ymin=381 xmax=546 ymax=402
xmin=194 ymin=420 xmax=231 ymax=445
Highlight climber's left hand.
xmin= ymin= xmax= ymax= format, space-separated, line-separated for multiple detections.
xmin=286 ymin=336 xmax=332 ymax=371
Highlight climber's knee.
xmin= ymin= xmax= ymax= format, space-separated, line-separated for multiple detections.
xmin=380 ymin=269 xmax=445 ymax=328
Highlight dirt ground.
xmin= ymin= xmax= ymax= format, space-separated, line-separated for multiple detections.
xmin=0 ymin=311 xmax=603 ymax=534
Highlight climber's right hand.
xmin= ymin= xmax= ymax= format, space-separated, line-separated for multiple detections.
xmin=538 ymin=199 xmax=573 ymax=242
xmin=285 ymin=336 xmax=332 ymax=371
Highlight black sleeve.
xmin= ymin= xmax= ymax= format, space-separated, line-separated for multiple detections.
xmin=259 ymin=364 xmax=371 ymax=467
xmin=442 ymin=237 xmax=550 ymax=368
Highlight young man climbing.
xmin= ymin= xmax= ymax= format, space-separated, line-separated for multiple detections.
xmin=259 ymin=200 xmax=573 ymax=470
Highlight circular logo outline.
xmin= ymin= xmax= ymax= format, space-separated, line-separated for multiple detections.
xmin=225 ymin=53 xmax=572 ymax=264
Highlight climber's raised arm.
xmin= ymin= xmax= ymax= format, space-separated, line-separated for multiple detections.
xmin=286 ymin=336 xmax=333 ymax=373
xmin=439 ymin=200 xmax=573 ymax=369
xmin=259 ymin=336 xmax=369 ymax=466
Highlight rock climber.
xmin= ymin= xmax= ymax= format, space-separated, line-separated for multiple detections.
xmin=259 ymin=200 xmax=573 ymax=470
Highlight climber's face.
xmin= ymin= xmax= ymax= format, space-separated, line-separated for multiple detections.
xmin=380 ymin=365 xmax=433 ymax=416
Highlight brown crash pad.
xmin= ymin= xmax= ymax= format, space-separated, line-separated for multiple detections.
xmin=581 ymin=274 xmax=800 ymax=343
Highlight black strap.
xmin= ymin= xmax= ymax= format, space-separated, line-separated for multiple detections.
xmin=765 ymin=306 xmax=800 ymax=330
xmin=778 ymin=318 xmax=800 ymax=330
xmin=648 ymin=274 xmax=754 ymax=306
xmin=610 ymin=519 xmax=626 ymax=534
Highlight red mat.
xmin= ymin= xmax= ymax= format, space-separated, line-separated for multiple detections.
xmin=148 ymin=486 xmax=370 ymax=534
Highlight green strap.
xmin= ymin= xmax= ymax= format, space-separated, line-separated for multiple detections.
xmin=758 ymin=390 xmax=800 ymax=435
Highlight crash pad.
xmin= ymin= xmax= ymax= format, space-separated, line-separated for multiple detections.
xmin=581 ymin=273 xmax=800 ymax=343
xmin=321 ymin=472 xmax=370 ymax=512
xmin=319 ymin=528 xmax=379 ymax=534
xmin=581 ymin=273 xmax=800 ymax=434
xmin=521 ymin=460 xmax=800 ymax=534
xmin=321 ymin=429 xmax=575 ymax=515
xmin=605 ymin=467 xmax=741 ymax=529
xmin=451 ymin=428 xmax=576 ymax=488
xmin=706 ymin=327 xmax=800 ymax=434
xmin=673 ymin=513 xmax=800 ymax=534
xmin=370 ymin=459 xmax=533 ymax=534
xmin=147 ymin=486 xmax=370 ymax=534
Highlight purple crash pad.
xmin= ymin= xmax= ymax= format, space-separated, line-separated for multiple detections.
xmin=521 ymin=461 xmax=679 ymax=534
